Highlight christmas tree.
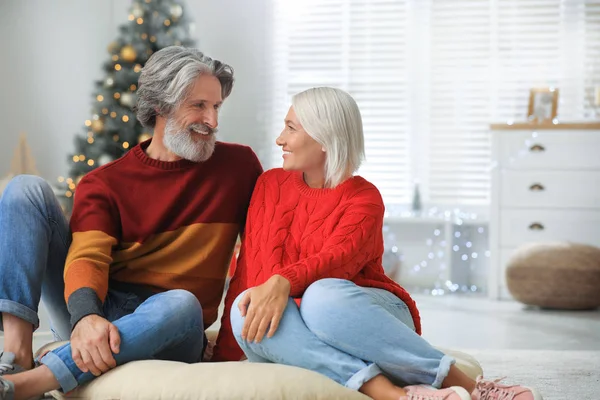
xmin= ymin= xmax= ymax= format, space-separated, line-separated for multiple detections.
xmin=59 ymin=0 xmax=196 ymax=201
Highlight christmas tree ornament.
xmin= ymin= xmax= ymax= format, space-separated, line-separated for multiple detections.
xmin=98 ymin=155 xmax=113 ymax=166
xmin=170 ymin=4 xmax=183 ymax=19
xmin=138 ymin=132 xmax=153 ymax=143
xmin=131 ymin=2 xmax=145 ymax=18
xmin=91 ymin=119 xmax=104 ymax=133
xmin=107 ymin=41 xmax=119 ymax=54
xmin=119 ymin=92 xmax=136 ymax=108
xmin=120 ymin=45 xmax=138 ymax=62
xmin=104 ymin=76 xmax=115 ymax=88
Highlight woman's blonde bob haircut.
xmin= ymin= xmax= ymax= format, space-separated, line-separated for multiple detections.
xmin=291 ymin=87 xmax=365 ymax=188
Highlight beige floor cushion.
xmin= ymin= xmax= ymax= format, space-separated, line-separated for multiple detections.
xmin=37 ymin=337 xmax=482 ymax=400
xmin=506 ymin=242 xmax=600 ymax=310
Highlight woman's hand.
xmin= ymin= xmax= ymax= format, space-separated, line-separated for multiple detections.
xmin=238 ymin=275 xmax=291 ymax=343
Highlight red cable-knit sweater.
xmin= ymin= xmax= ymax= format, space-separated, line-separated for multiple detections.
xmin=213 ymin=168 xmax=421 ymax=362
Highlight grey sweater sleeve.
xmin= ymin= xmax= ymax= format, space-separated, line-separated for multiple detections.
xmin=67 ymin=287 xmax=105 ymax=330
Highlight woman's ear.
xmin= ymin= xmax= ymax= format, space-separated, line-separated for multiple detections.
xmin=322 ymin=147 xmax=326 ymax=152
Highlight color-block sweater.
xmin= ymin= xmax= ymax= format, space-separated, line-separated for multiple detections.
xmin=213 ymin=168 xmax=421 ymax=362
xmin=64 ymin=140 xmax=262 ymax=329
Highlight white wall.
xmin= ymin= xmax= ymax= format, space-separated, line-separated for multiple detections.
xmin=0 ymin=0 xmax=270 ymax=182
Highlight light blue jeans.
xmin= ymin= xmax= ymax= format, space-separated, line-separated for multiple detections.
xmin=231 ymin=278 xmax=455 ymax=390
xmin=0 ymin=175 xmax=206 ymax=392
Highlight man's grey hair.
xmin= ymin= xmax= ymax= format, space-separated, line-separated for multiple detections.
xmin=134 ymin=46 xmax=234 ymax=128
xmin=292 ymin=87 xmax=365 ymax=188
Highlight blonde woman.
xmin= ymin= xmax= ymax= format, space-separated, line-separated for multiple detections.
xmin=213 ymin=87 xmax=541 ymax=400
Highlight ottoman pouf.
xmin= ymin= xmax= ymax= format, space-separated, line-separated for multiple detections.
xmin=36 ymin=336 xmax=483 ymax=399
xmin=506 ymin=242 xmax=600 ymax=310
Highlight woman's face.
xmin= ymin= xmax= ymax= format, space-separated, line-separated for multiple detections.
xmin=275 ymin=106 xmax=326 ymax=173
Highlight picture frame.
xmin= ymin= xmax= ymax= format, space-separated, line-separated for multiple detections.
xmin=527 ymin=88 xmax=559 ymax=122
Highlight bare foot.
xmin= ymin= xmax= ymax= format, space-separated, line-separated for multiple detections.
xmin=359 ymin=374 xmax=407 ymax=400
xmin=2 ymin=314 xmax=34 ymax=371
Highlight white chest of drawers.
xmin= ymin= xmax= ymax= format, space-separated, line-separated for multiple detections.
xmin=489 ymin=122 xmax=600 ymax=299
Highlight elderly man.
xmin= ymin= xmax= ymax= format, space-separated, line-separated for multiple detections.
xmin=0 ymin=46 xmax=262 ymax=399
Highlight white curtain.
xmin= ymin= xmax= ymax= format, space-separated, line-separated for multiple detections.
xmin=267 ymin=0 xmax=600 ymax=209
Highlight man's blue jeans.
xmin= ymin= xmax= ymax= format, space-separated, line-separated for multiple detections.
xmin=0 ymin=175 xmax=205 ymax=392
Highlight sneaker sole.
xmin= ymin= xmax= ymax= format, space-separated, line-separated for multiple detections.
xmin=525 ymin=386 xmax=543 ymax=400
xmin=448 ymin=386 xmax=472 ymax=400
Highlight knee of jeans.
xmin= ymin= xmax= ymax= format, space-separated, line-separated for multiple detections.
xmin=300 ymin=278 xmax=356 ymax=325
xmin=230 ymin=290 xmax=250 ymax=339
xmin=1 ymin=175 xmax=51 ymax=207
xmin=158 ymin=289 xmax=203 ymax=329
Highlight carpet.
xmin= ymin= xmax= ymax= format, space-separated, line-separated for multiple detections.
xmin=466 ymin=349 xmax=600 ymax=400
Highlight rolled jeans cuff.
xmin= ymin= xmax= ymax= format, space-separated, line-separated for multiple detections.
xmin=41 ymin=348 xmax=78 ymax=392
xmin=431 ymin=354 xmax=456 ymax=388
xmin=345 ymin=363 xmax=383 ymax=391
xmin=0 ymin=299 xmax=39 ymax=331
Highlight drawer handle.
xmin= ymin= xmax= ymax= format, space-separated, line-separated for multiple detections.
xmin=529 ymin=183 xmax=545 ymax=191
xmin=528 ymin=222 xmax=545 ymax=231
xmin=529 ymin=144 xmax=545 ymax=152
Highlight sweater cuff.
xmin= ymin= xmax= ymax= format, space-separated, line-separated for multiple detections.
xmin=272 ymin=270 xmax=303 ymax=297
xmin=67 ymin=288 xmax=105 ymax=330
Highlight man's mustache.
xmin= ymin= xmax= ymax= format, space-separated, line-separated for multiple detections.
xmin=188 ymin=123 xmax=217 ymax=136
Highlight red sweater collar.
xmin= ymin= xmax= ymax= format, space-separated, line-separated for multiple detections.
xmin=132 ymin=139 xmax=199 ymax=170
xmin=292 ymin=171 xmax=358 ymax=198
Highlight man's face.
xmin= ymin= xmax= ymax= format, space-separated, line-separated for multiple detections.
xmin=163 ymin=74 xmax=223 ymax=162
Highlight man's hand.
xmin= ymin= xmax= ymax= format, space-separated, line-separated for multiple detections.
xmin=70 ymin=314 xmax=120 ymax=376
xmin=239 ymin=275 xmax=291 ymax=343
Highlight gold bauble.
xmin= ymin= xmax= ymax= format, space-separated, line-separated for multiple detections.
xmin=91 ymin=119 xmax=104 ymax=133
xmin=120 ymin=45 xmax=137 ymax=63
xmin=138 ymin=132 xmax=152 ymax=143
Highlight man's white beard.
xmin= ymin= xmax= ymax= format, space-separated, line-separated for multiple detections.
xmin=163 ymin=117 xmax=217 ymax=162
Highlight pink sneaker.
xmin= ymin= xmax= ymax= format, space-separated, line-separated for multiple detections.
xmin=471 ymin=376 xmax=543 ymax=400
xmin=403 ymin=385 xmax=471 ymax=400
